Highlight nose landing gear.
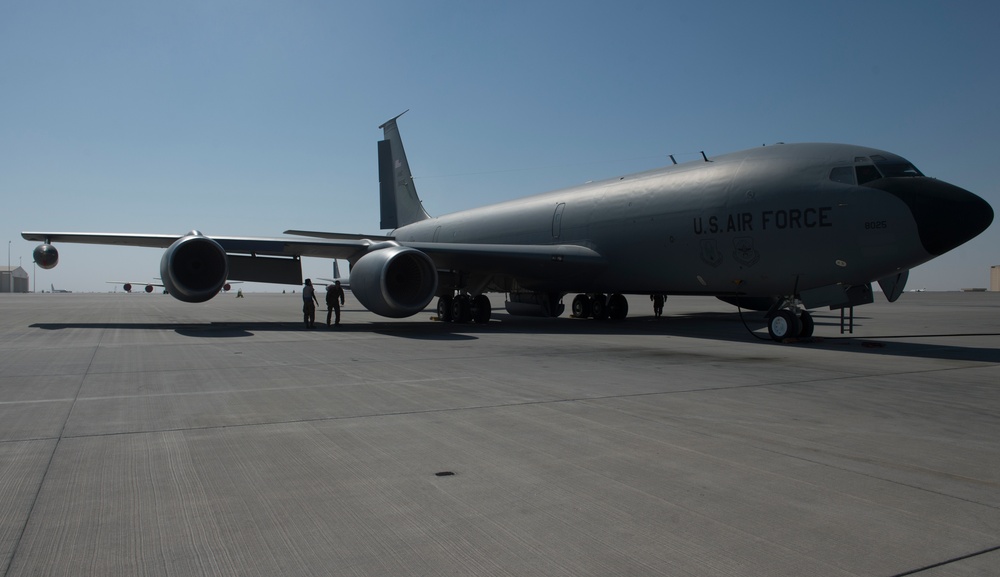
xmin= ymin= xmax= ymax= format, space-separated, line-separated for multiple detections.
xmin=767 ymin=307 xmax=814 ymax=341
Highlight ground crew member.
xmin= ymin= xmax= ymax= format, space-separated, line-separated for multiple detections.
xmin=326 ymin=281 xmax=345 ymax=326
xmin=302 ymin=279 xmax=319 ymax=328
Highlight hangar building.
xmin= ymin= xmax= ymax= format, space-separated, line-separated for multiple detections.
xmin=0 ymin=266 xmax=29 ymax=293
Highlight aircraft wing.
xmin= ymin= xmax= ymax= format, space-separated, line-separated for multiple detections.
xmin=283 ymin=229 xmax=394 ymax=242
xmin=22 ymin=231 xmax=606 ymax=278
xmin=22 ymin=231 xmax=373 ymax=260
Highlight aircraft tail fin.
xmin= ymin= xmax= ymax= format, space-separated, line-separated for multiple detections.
xmin=378 ymin=110 xmax=431 ymax=229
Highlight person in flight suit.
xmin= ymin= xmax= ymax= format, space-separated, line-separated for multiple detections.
xmin=302 ymin=279 xmax=319 ymax=328
xmin=326 ymin=281 xmax=345 ymax=326
xmin=650 ymin=293 xmax=665 ymax=317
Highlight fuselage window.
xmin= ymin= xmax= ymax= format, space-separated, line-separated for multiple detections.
xmin=855 ymin=164 xmax=882 ymax=185
xmin=829 ymin=166 xmax=855 ymax=184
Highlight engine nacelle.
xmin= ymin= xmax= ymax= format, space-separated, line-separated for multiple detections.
xmin=159 ymin=231 xmax=229 ymax=303
xmin=350 ymin=245 xmax=438 ymax=318
xmin=33 ymin=244 xmax=59 ymax=270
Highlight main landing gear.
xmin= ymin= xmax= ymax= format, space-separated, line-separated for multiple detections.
xmin=571 ymin=293 xmax=629 ymax=320
xmin=766 ymin=307 xmax=814 ymax=341
xmin=436 ymin=294 xmax=491 ymax=324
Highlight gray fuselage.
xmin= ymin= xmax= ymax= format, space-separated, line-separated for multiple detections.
xmin=392 ymin=143 xmax=986 ymax=298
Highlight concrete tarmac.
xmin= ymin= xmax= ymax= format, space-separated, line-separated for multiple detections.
xmin=0 ymin=291 xmax=997 ymax=576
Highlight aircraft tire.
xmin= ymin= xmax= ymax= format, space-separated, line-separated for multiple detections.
xmin=472 ymin=295 xmax=491 ymax=324
xmin=437 ymin=296 xmax=454 ymax=322
xmin=572 ymin=294 xmax=591 ymax=318
xmin=590 ymin=295 xmax=608 ymax=320
xmin=452 ymin=296 xmax=472 ymax=323
xmin=768 ymin=310 xmax=801 ymax=341
xmin=798 ymin=310 xmax=815 ymax=338
xmin=608 ymin=293 xmax=628 ymax=320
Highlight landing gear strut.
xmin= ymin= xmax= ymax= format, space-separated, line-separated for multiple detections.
xmin=436 ymin=294 xmax=491 ymax=324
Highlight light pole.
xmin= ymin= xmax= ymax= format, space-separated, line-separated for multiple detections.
xmin=7 ymin=240 xmax=10 ymax=293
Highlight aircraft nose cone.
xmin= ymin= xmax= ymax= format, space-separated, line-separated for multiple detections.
xmin=867 ymin=177 xmax=993 ymax=256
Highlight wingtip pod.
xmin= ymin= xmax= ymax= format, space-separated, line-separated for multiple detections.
xmin=33 ymin=243 xmax=59 ymax=270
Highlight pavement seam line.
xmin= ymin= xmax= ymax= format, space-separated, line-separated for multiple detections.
xmin=2 ymin=329 xmax=103 ymax=577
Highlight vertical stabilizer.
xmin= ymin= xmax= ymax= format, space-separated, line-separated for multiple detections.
xmin=378 ymin=111 xmax=431 ymax=229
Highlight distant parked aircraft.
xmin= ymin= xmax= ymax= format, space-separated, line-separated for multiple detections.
xmin=50 ymin=284 xmax=71 ymax=293
xmin=318 ymin=260 xmax=350 ymax=289
xmin=109 ymin=280 xmax=239 ymax=294
xmin=110 ymin=280 xmax=162 ymax=294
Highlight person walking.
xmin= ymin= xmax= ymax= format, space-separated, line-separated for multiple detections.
xmin=650 ymin=293 xmax=665 ymax=317
xmin=326 ymin=281 xmax=345 ymax=326
xmin=302 ymin=279 xmax=319 ymax=328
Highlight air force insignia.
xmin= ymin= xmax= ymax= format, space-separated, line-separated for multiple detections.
xmin=700 ymin=239 xmax=723 ymax=267
xmin=732 ymin=236 xmax=760 ymax=267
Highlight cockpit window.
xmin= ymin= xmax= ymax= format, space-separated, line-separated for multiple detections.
xmin=855 ymin=165 xmax=882 ymax=185
xmin=829 ymin=166 xmax=855 ymax=184
xmin=870 ymin=154 xmax=923 ymax=177
xmin=875 ymin=162 xmax=923 ymax=177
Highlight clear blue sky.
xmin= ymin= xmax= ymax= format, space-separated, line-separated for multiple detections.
xmin=2 ymin=1 xmax=997 ymax=292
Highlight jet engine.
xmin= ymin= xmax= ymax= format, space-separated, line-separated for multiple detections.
xmin=159 ymin=231 xmax=229 ymax=303
xmin=350 ymin=245 xmax=438 ymax=318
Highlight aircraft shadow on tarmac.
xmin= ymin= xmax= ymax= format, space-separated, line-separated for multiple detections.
xmin=30 ymin=309 xmax=1000 ymax=362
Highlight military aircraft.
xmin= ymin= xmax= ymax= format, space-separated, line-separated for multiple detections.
xmin=108 ymin=279 xmax=239 ymax=294
xmin=109 ymin=280 xmax=161 ymax=294
xmin=317 ymin=260 xmax=350 ymax=290
xmin=24 ymin=113 xmax=993 ymax=341
xmin=49 ymin=284 xmax=71 ymax=293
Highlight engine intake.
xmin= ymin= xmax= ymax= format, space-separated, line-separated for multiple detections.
xmin=350 ymin=245 xmax=438 ymax=318
xmin=159 ymin=231 xmax=229 ymax=303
